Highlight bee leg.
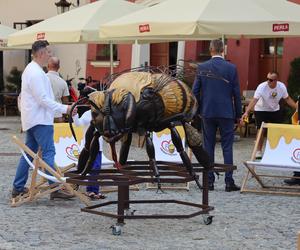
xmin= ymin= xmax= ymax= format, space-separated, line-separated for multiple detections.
xmin=81 ymin=132 xmax=100 ymax=176
xmin=145 ymin=131 xmax=162 ymax=191
xmin=119 ymin=133 xmax=132 ymax=165
xmin=183 ymin=122 xmax=211 ymax=169
xmin=77 ymin=123 xmax=94 ymax=174
xmin=169 ymin=122 xmax=202 ymax=190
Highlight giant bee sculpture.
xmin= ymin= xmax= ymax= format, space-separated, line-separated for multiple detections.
xmin=70 ymin=66 xmax=212 ymax=190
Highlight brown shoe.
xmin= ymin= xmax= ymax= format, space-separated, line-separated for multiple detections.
xmin=11 ymin=187 xmax=29 ymax=198
xmin=50 ymin=190 xmax=75 ymax=200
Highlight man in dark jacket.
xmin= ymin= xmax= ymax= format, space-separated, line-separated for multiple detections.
xmin=192 ymin=39 xmax=242 ymax=192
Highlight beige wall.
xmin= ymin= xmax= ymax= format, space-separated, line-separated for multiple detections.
xmin=52 ymin=44 xmax=87 ymax=83
xmin=0 ymin=0 xmax=89 ymax=86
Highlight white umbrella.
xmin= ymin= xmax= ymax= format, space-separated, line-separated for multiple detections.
xmin=99 ymin=0 xmax=300 ymax=42
xmin=135 ymin=0 xmax=166 ymax=7
xmin=8 ymin=0 xmax=144 ymax=46
xmin=0 ymin=24 xmax=16 ymax=49
xmin=0 ymin=24 xmax=28 ymax=50
xmin=8 ymin=0 xmax=145 ymax=74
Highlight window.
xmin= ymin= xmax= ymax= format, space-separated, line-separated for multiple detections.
xmin=96 ymin=44 xmax=117 ymax=61
xmin=197 ymin=41 xmax=211 ymax=62
xmin=14 ymin=20 xmax=43 ymax=30
xmin=262 ymin=38 xmax=283 ymax=56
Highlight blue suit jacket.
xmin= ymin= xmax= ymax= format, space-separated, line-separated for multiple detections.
xmin=192 ymin=57 xmax=242 ymax=120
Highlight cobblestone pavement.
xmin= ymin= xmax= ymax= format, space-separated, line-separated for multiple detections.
xmin=0 ymin=116 xmax=299 ymax=250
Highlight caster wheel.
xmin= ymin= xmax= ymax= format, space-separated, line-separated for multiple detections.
xmin=203 ymin=215 xmax=213 ymax=225
xmin=111 ymin=225 xmax=122 ymax=235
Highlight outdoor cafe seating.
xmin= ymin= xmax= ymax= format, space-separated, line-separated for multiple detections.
xmin=240 ymin=90 xmax=256 ymax=137
xmin=0 ymin=92 xmax=19 ymax=116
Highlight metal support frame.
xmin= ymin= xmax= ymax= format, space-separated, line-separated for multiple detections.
xmin=66 ymin=161 xmax=236 ymax=227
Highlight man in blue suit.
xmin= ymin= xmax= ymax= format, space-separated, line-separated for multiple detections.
xmin=192 ymin=39 xmax=242 ymax=192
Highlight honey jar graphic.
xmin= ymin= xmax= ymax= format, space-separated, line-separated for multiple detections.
xmin=73 ymin=149 xmax=80 ymax=159
xmin=168 ymin=144 xmax=175 ymax=154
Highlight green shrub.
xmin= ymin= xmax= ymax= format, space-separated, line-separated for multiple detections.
xmin=0 ymin=70 xmax=3 ymax=92
xmin=5 ymin=67 xmax=22 ymax=92
xmin=284 ymin=57 xmax=300 ymax=123
xmin=287 ymin=58 xmax=300 ymax=99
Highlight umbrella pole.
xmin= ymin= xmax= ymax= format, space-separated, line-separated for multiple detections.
xmin=177 ymin=41 xmax=185 ymax=66
xmin=134 ymin=39 xmax=140 ymax=68
xmin=110 ymin=41 xmax=113 ymax=75
xmin=222 ymin=35 xmax=226 ymax=59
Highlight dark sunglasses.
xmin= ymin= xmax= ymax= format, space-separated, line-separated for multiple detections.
xmin=267 ymin=78 xmax=276 ymax=82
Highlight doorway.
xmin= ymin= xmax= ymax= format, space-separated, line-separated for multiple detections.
xmin=258 ymin=38 xmax=283 ymax=82
xmin=0 ymin=51 xmax=3 ymax=92
xmin=150 ymin=42 xmax=178 ymax=67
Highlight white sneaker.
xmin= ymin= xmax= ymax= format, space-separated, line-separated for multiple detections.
xmin=255 ymin=151 xmax=263 ymax=159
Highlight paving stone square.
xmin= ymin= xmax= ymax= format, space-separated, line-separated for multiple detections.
xmin=0 ymin=116 xmax=299 ymax=250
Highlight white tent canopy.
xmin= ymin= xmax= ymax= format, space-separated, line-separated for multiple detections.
xmin=99 ymin=0 xmax=300 ymax=43
xmin=0 ymin=24 xmax=16 ymax=47
xmin=0 ymin=24 xmax=28 ymax=50
xmin=135 ymin=0 xmax=166 ymax=7
xmin=8 ymin=0 xmax=145 ymax=47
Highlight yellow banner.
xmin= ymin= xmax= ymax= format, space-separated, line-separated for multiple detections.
xmin=53 ymin=123 xmax=84 ymax=144
xmin=267 ymin=123 xmax=300 ymax=149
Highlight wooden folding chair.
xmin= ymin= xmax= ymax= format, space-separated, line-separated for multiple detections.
xmin=241 ymin=122 xmax=300 ymax=196
xmin=146 ymin=126 xmax=190 ymax=191
xmin=11 ymin=136 xmax=91 ymax=207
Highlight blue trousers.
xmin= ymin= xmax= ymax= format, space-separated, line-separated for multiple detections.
xmin=86 ymin=151 xmax=102 ymax=194
xmin=202 ymin=118 xmax=235 ymax=185
xmin=13 ymin=125 xmax=55 ymax=192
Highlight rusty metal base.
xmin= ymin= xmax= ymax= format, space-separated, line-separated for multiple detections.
xmin=82 ymin=198 xmax=214 ymax=220
xmin=66 ymin=161 xmax=236 ymax=229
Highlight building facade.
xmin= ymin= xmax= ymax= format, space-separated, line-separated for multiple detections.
xmin=1 ymin=0 xmax=300 ymax=94
xmin=86 ymin=0 xmax=300 ymax=92
xmin=0 ymin=0 xmax=89 ymax=87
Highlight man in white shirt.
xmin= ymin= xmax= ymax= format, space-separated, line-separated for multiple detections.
xmin=47 ymin=57 xmax=70 ymax=122
xmin=12 ymin=40 xmax=73 ymax=200
xmin=242 ymin=72 xmax=297 ymax=158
